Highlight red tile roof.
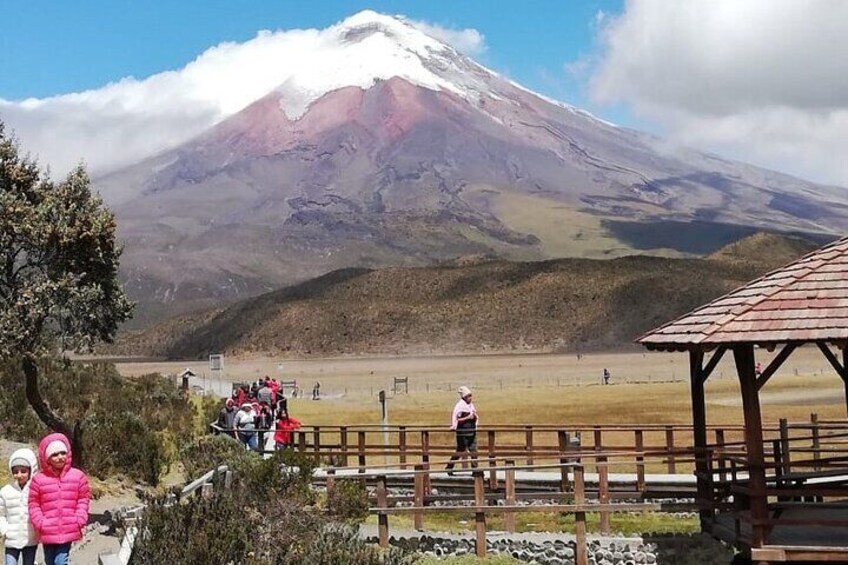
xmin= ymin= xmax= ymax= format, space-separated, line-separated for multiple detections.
xmin=638 ymin=237 xmax=848 ymax=350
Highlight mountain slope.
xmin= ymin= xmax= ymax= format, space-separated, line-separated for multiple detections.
xmin=94 ymin=12 xmax=848 ymax=326
xmin=109 ymin=233 xmax=819 ymax=358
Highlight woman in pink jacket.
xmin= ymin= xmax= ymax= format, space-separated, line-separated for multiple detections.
xmin=28 ymin=433 xmax=90 ymax=565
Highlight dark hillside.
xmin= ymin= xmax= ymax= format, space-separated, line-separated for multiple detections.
xmin=110 ymin=233 xmax=820 ymax=358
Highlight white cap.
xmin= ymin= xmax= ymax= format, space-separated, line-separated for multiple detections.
xmin=458 ymin=386 xmax=472 ymax=397
xmin=45 ymin=440 xmax=67 ymax=458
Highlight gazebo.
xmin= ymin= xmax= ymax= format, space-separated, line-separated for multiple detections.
xmin=638 ymin=236 xmax=848 ymax=563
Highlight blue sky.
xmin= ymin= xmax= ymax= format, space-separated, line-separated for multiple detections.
xmin=0 ymin=0 xmax=621 ymax=116
xmin=2 ymin=1 xmax=847 ymax=186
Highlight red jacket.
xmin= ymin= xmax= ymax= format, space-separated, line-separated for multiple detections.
xmin=28 ymin=433 xmax=90 ymax=545
xmin=274 ymin=417 xmax=302 ymax=445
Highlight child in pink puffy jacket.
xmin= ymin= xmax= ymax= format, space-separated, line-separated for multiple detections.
xmin=28 ymin=433 xmax=90 ymax=565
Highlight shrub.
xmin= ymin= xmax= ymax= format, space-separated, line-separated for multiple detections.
xmin=83 ymin=412 xmax=167 ymax=485
xmin=0 ymin=358 xmax=195 ymax=484
xmin=179 ymin=433 xmax=254 ymax=482
xmin=325 ymin=479 xmax=370 ymax=524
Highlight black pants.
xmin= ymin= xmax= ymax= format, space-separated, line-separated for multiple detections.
xmin=446 ymin=432 xmax=478 ymax=469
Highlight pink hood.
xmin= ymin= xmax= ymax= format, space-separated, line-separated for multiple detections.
xmin=37 ymin=433 xmax=73 ymax=477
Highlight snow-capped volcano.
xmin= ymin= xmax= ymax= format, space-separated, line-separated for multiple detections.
xmin=273 ymin=10 xmax=496 ymax=119
xmin=93 ymin=11 xmax=848 ymax=326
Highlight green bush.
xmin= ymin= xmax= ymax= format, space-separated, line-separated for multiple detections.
xmin=179 ymin=433 xmax=254 ymax=482
xmin=0 ymin=358 xmax=195 ymax=484
xmin=132 ymin=451 xmax=412 ymax=565
xmin=325 ymin=479 xmax=370 ymax=524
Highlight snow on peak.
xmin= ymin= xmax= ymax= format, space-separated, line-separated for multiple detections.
xmin=274 ymin=11 xmax=498 ymax=119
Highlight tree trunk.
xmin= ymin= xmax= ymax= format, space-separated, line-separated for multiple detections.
xmin=22 ymin=354 xmax=85 ymax=468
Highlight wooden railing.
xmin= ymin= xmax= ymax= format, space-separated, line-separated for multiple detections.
xmin=702 ymin=417 xmax=848 ymax=553
xmin=339 ymin=459 xmax=688 ymax=564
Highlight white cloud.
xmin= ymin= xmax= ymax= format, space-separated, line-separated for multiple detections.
xmin=409 ymin=20 xmax=486 ymax=56
xmin=589 ymin=0 xmax=848 ymax=186
xmin=0 ymin=12 xmax=486 ymax=178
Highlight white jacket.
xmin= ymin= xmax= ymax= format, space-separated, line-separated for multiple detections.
xmin=0 ymin=448 xmax=39 ymax=549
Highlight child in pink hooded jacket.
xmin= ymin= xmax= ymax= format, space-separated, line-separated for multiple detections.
xmin=28 ymin=433 xmax=90 ymax=565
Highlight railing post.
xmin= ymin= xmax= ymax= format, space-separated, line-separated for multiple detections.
xmin=399 ymin=426 xmax=407 ymax=470
xmin=358 ymin=431 xmax=367 ymax=472
xmin=558 ymin=430 xmax=570 ymax=493
xmin=715 ymin=429 xmax=727 ymax=484
xmin=298 ymin=430 xmax=307 ymax=452
xmin=574 ymin=465 xmax=588 ymax=565
xmin=665 ymin=426 xmax=676 ymax=474
xmin=504 ymin=460 xmax=516 ymax=534
xmin=376 ymin=475 xmax=389 ymax=548
xmin=313 ymin=426 xmax=321 ymax=463
xmin=779 ymin=418 xmax=791 ymax=477
xmin=488 ymin=455 xmax=498 ymax=491
xmin=593 ymin=427 xmax=602 ymax=474
xmin=599 ymin=455 xmax=610 ymax=534
xmin=421 ymin=430 xmax=431 ymax=495
xmin=525 ymin=426 xmax=534 ymax=465
xmin=413 ymin=464 xmax=425 ymax=531
xmin=340 ymin=426 xmax=349 ymax=467
xmin=474 ymin=471 xmax=486 ymax=558
xmin=635 ymin=429 xmax=645 ymax=494
xmin=811 ymin=413 xmax=821 ymax=471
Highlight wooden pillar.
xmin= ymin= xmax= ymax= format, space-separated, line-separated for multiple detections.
xmin=733 ymin=344 xmax=768 ymax=548
xmin=690 ymin=349 xmax=712 ymax=530
xmin=843 ymin=347 xmax=848 ymax=417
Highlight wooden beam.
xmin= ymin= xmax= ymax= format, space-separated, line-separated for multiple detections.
xmin=817 ymin=341 xmax=844 ymax=375
xmin=700 ymin=346 xmax=727 ymax=384
xmin=755 ymin=343 xmax=797 ymax=391
xmin=689 ymin=350 xmax=711 ymax=530
xmin=733 ymin=344 xmax=768 ymax=549
xmin=843 ymin=348 xmax=848 ymax=418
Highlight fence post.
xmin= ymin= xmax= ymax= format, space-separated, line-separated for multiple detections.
xmin=599 ymin=456 xmax=610 ymax=534
xmin=474 ymin=471 xmax=486 ymax=558
xmin=811 ymin=413 xmax=821 ymax=471
xmin=414 ymin=464 xmax=425 ymax=531
xmin=635 ymin=429 xmax=645 ymax=493
xmin=665 ymin=426 xmax=676 ymax=474
xmin=340 ymin=426 xmax=349 ymax=467
xmin=399 ymin=426 xmax=407 ymax=470
xmin=326 ymin=467 xmax=336 ymax=492
xmin=593 ymin=427 xmax=602 ymax=474
xmin=779 ymin=418 xmax=791 ymax=477
xmin=504 ymin=460 xmax=516 ymax=534
xmin=525 ymin=426 xmax=534 ymax=465
xmin=574 ymin=465 xmax=588 ymax=565
xmin=715 ymin=429 xmax=727 ymax=484
xmin=376 ymin=475 xmax=389 ymax=548
xmin=313 ymin=426 xmax=321 ymax=463
xmin=358 ymin=431 xmax=367 ymax=472
xmin=558 ymin=430 xmax=570 ymax=493
xmin=488 ymin=455 xmax=498 ymax=491
xmin=298 ymin=430 xmax=307 ymax=452
xmin=422 ymin=430 xmax=431 ymax=495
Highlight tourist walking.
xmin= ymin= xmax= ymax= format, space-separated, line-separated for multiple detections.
xmin=216 ymin=399 xmax=237 ymax=436
xmin=235 ymin=403 xmax=258 ymax=450
xmin=312 ymin=381 xmax=321 ymax=400
xmin=0 ymin=448 xmax=39 ymax=565
xmin=274 ymin=410 xmax=302 ymax=450
xmin=446 ymin=386 xmax=478 ymax=474
xmin=28 ymin=433 xmax=91 ymax=565
xmin=603 ymin=368 xmax=611 ymax=385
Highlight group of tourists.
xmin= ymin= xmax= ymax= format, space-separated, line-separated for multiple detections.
xmin=215 ymin=376 xmax=302 ymax=451
xmin=0 ymin=433 xmax=90 ymax=565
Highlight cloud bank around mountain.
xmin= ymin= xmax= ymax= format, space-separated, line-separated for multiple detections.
xmin=588 ymin=0 xmax=848 ymax=186
xmin=0 ymin=12 xmax=486 ymax=178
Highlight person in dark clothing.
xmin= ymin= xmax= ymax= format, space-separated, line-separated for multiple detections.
xmin=445 ymin=386 xmax=478 ymax=474
xmin=216 ymin=399 xmax=237 ymax=437
xmin=256 ymin=402 xmax=273 ymax=451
